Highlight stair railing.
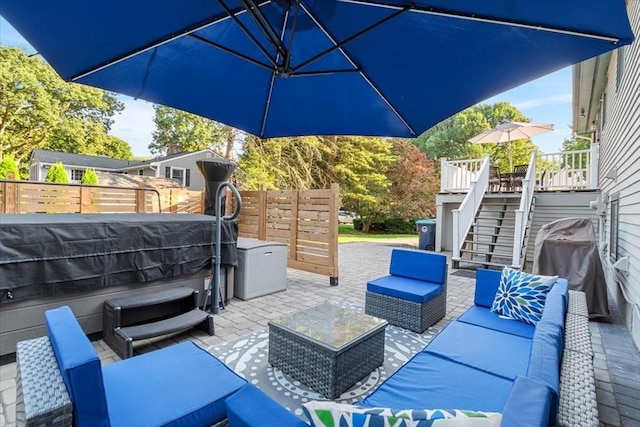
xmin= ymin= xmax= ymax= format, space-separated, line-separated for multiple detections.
xmin=511 ymin=151 xmax=537 ymax=268
xmin=453 ymin=155 xmax=491 ymax=263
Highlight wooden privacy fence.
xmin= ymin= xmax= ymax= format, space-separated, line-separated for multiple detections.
xmin=233 ymin=184 xmax=340 ymax=285
xmin=0 ymin=180 xmax=203 ymax=214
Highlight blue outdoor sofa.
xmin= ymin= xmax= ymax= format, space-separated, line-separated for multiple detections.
xmin=225 ymin=269 xmax=597 ymax=427
xmin=16 ymin=268 xmax=596 ymax=426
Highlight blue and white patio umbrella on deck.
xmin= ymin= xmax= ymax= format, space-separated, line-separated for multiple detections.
xmin=0 ymin=0 xmax=634 ymax=139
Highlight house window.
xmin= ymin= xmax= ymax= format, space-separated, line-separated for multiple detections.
xmin=609 ymin=194 xmax=619 ymax=261
xmin=138 ymin=169 xmax=144 ymax=176
xmin=169 ymin=167 xmax=185 ymax=185
xmin=71 ymin=169 xmax=84 ymax=182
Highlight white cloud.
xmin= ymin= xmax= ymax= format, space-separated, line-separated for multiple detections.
xmin=109 ymin=97 xmax=156 ymax=158
xmin=513 ymin=93 xmax=572 ymax=110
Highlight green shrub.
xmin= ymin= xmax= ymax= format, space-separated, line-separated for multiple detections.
xmin=45 ymin=162 xmax=69 ymax=183
xmin=81 ymin=168 xmax=99 ymax=185
xmin=0 ymin=157 xmax=20 ymax=180
xmin=353 ymin=218 xmax=363 ymax=231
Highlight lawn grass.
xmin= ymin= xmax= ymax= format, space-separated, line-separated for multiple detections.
xmin=338 ymin=224 xmax=417 ymax=243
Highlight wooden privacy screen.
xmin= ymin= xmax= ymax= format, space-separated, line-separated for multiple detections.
xmin=0 ymin=181 xmax=202 ymax=214
xmin=233 ymin=184 xmax=340 ymax=285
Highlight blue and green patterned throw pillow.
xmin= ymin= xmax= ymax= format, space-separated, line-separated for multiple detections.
xmin=302 ymin=401 xmax=502 ymax=426
xmin=491 ymin=266 xmax=558 ymax=325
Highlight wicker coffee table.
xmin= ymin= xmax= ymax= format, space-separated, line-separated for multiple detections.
xmin=268 ymin=302 xmax=388 ymax=399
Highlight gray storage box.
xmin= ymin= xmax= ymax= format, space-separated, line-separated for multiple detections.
xmin=234 ymin=238 xmax=288 ymax=300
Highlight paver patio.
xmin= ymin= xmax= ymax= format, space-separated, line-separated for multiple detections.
xmin=0 ymin=241 xmax=638 ymax=426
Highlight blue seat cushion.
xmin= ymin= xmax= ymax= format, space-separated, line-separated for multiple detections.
xmin=457 ymin=306 xmax=535 ymax=339
xmin=389 ymin=248 xmax=447 ymax=284
xmin=367 ymin=275 xmax=443 ymax=303
xmin=45 ymin=306 xmax=110 ymax=427
xmin=103 ymin=341 xmax=246 ymax=427
xmin=225 ymin=384 xmax=308 ymax=427
xmin=423 ymin=321 xmax=531 ymax=380
xmin=360 ymin=352 xmax=514 ymax=412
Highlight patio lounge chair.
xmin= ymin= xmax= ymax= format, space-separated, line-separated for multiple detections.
xmin=15 ymin=306 xmax=247 ymax=427
xmin=489 ymin=165 xmax=502 ymax=191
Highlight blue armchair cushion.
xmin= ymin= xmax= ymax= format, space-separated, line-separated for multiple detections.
xmin=491 ymin=267 xmax=557 ymax=325
xmin=302 ymin=401 xmax=502 ymax=427
xmin=367 ymin=275 xmax=443 ymax=303
xmin=45 ymin=306 xmax=110 ymax=427
xmin=457 ymin=306 xmax=535 ymax=339
xmin=423 ymin=321 xmax=532 ymax=380
xmin=389 ymin=248 xmax=447 ymax=284
xmin=103 ymin=341 xmax=246 ymax=427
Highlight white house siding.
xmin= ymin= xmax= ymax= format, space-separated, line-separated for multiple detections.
xmin=597 ymin=0 xmax=640 ymax=349
xmin=160 ymin=151 xmax=218 ymax=191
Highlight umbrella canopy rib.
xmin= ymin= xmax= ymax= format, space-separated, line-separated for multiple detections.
xmin=189 ymin=34 xmax=275 ymax=72
xmin=301 ymin=3 xmax=416 ymax=136
xmin=69 ymin=2 xmax=271 ymax=82
xmin=291 ymin=6 xmax=409 ymax=75
xmin=340 ymin=0 xmax=623 ymax=44
xmin=217 ymin=0 xmax=281 ymax=69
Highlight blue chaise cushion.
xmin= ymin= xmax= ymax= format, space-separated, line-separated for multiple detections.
xmin=423 ymin=321 xmax=532 ymax=380
xmin=103 ymin=341 xmax=247 ymax=427
xmin=361 ymin=351 xmax=514 ymax=412
xmin=45 ymin=306 xmax=110 ymax=427
xmin=367 ymin=275 xmax=443 ymax=303
xmin=389 ymin=248 xmax=447 ymax=284
xmin=457 ymin=306 xmax=535 ymax=339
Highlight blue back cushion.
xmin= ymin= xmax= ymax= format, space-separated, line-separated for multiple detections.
xmin=474 ymin=269 xmax=502 ymax=307
xmin=389 ymin=249 xmax=447 ymax=284
xmin=45 ymin=306 xmax=110 ymax=427
xmin=501 ymin=376 xmax=553 ymax=427
xmin=527 ymin=320 xmax=563 ymax=421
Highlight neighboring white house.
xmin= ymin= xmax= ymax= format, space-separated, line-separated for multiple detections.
xmin=573 ymin=0 xmax=639 ymax=349
xmin=29 ymin=149 xmax=223 ymax=191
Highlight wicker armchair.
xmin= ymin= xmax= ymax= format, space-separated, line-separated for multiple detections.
xmin=365 ymin=249 xmax=447 ymax=333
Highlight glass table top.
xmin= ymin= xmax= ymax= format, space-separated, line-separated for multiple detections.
xmin=268 ymin=302 xmax=387 ymax=350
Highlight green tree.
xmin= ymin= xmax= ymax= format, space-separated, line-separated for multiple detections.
xmin=81 ymin=168 xmax=99 ymax=185
xmin=0 ymin=156 xmax=20 ymax=179
xmin=0 ymin=46 xmax=124 ymax=163
xmin=151 ymin=105 xmax=227 ymax=155
xmin=45 ymin=162 xmax=69 ymax=183
xmin=412 ymin=102 xmax=535 ymax=172
xmin=100 ymin=135 xmax=134 ymax=160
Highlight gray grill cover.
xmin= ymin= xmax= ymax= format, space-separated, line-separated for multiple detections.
xmin=0 ymin=213 xmax=237 ymax=304
xmin=532 ymin=217 xmax=609 ymax=319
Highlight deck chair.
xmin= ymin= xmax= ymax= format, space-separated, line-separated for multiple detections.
xmin=489 ymin=166 xmax=502 ymax=191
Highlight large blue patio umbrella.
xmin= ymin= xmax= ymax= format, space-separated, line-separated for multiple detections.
xmin=0 ymin=1 xmax=634 ymax=138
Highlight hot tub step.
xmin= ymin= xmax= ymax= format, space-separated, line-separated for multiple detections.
xmin=103 ymin=287 xmax=215 ymax=359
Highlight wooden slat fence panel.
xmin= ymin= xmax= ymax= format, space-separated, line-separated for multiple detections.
xmin=0 ymin=180 xmax=192 ymax=214
xmin=235 ymin=184 xmax=339 ymax=284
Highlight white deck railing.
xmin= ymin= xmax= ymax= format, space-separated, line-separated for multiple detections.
xmin=440 ymin=147 xmax=598 ymax=193
xmin=452 ymin=155 xmax=490 ymax=262
xmin=512 ymin=151 xmax=537 ymax=268
xmin=440 ymin=158 xmax=484 ymax=192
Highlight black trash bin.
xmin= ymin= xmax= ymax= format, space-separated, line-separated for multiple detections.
xmin=416 ymin=219 xmax=436 ymax=250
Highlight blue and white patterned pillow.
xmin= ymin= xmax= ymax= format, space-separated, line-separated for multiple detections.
xmin=491 ymin=266 xmax=558 ymax=325
xmin=302 ymin=401 xmax=502 ymax=427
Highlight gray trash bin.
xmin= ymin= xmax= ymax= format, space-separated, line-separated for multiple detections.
xmin=416 ymin=219 xmax=436 ymax=250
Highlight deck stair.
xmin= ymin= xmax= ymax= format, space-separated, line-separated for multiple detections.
xmin=103 ymin=287 xmax=214 ymax=359
xmin=458 ymin=195 xmax=536 ymax=270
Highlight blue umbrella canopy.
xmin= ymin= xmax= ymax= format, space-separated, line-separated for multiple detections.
xmin=1 ymin=0 xmax=634 ymax=138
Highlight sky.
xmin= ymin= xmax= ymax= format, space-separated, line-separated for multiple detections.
xmin=1 ymin=16 xmax=573 ymax=158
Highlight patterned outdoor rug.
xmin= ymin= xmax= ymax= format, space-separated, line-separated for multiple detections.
xmin=209 ymin=303 xmax=436 ymax=419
